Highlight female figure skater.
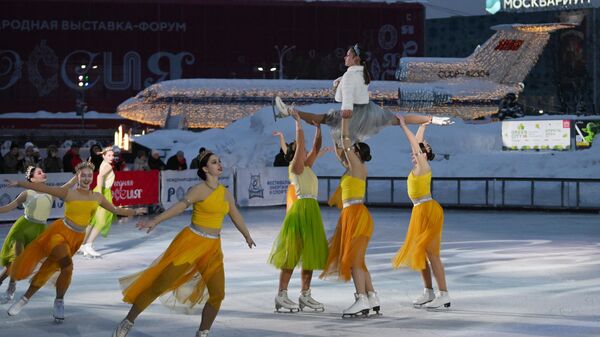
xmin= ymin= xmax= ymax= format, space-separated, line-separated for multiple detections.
xmin=392 ymin=115 xmax=450 ymax=309
xmin=320 ymin=116 xmax=380 ymax=318
xmin=273 ymin=44 xmax=452 ymax=143
xmin=5 ymin=162 xmax=144 ymax=322
xmin=0 ymin=167 xmax=76 ymax=303
xmin=112 ymin=150 xmax=255 ymax=337
xmin=268 ymin=111 xmax=329 ymax=312
xmin=80 ymin=146 xmax=116 ymax=258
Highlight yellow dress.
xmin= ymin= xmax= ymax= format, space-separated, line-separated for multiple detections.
xmin=120 ymin=185 xmax=229 ymax=313
xmin=10 ymin=200 xmax=99 ymax=287
xmin=320 ymin=175 xmax=374 ymax=281
xmin=392 ymin=170 xmax=444 ymax=271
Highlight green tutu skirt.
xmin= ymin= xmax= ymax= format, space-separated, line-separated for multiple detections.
xmin=90 ymin=187 xmax=116 ymax=237
xmin=1 ymin=216 xmax=46 ymax=266
xmin=268 ymin=198 xmax=328 ymax=270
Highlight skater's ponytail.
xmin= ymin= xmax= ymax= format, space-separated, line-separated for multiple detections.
xmin=352 ymin=43 xmax=371 ymax=85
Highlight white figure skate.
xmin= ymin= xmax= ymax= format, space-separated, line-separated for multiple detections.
xmin=431 ymin=116 xmax=454 ymax=126
xmin=274 ymin=289 xmax=299 ymax=313
xmin=367 ymin=291 xmax=381 ymax=316
xmin=0 ymin=282 xmax=16 ymax=304
xmin=81 ymin=243 xmax=102 ymax=259
xmin=425 ymin=291 xmax=451 ymax=309
xmin=196 ymin=330 xmax=210 ymax=337
xmin=298 ymin=289 xmax=325 ymax=312
xmin=7 ymin=296 xmax=28 ymax=316
xmin=53 ymin=298 xmax=65 ymax=323
xmin=342 ymin=293 xmax=370 ymax=318
xmin=413 ymin=288 xmax=435 ymax=307
xmin=112 ymin=318 xmax=134 ymax=337
xmin=273 ymin=96 xmax=293 ymax=120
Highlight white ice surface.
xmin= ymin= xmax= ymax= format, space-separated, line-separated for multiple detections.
xmin=1 ymin=207 xmax=599 ymax=337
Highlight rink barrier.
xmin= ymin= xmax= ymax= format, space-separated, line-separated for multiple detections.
xmin=317 ymin=176 xmax=600 ymax=211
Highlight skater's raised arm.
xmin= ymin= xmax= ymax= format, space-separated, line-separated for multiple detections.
xmin=4 ymin=180 xmax=69 ymax=200
xmin=305 ymin=122 xmax=322 ymax=167
xmin=290 ymin=110 xmax=306 ymax=175
xmin=225 ymin=189 xmax=256 ymax=249
xmin=397 ymin=115 xmax=430 ymax=172
xmin=415 ymin=119 xmax=431 ymax=143
xmin=341 ymin=117 xmax=365 ymax=177
xmin=273 ymin=131 xmax=288 ymax=154
xmin=0 ymin=191 xmax=27 ymax=213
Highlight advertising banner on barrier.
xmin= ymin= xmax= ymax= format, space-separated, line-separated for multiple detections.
xmin=235 ymin=167 xmax=289 ymax=207
xmin=160 ymin=169 xmax=232 ymax=210
xmin=110 ymin=170 xmax=160 ymax=206
xmin=0 ymin=172 xmax=73 ymax=222
xmin=574 ymin=120 xmax=600 ymax=149
xmin=502 ymin=120 xmax=571 ymax=151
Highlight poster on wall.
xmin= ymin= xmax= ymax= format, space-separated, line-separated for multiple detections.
xmin=502 ymin=120 xmax=571 ymax=151
xmin=574 ymin=120 xmax=600 ymax=149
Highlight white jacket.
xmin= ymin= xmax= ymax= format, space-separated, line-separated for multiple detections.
xmin=334 ymin=65 xmax=369 ymax=110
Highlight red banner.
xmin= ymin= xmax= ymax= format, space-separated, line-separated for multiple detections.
xmin=92 ymin=170 xmax=159 ymax=206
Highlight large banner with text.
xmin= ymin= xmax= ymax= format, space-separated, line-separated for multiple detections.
xmin=502 ymin=120 xmax=571 ymax=151
xmin=235 ymin=167 xmax=289 ymax=207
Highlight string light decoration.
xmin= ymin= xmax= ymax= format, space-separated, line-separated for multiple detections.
xmin=117 ymin=23 xmax=574 ymax=127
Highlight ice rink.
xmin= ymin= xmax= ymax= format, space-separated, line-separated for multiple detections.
xmin=1 ymin=207 xmax=599 ymax=337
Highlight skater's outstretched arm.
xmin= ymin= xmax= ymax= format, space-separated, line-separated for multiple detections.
xmin=0 ymin=191 xmax=27 ymax=213
xmin=225 ymin=189 xmax=256 ymax=248
xmin=136 ymin=184 xmax=206 ymax=233
xmin=290 ymin=110 xmax=306 ymax=175
xmin=305 ymin=122 xmax=322 ymax=167
xmin=273 ymin=131 xmax=288 ymax=154
xmin=396 ymin=115 xmax=430 ymax=172
xmin=4 ymin=180 xmax=70 ymax=200
xmin=97 ymin=193 xmax=143 ymax=217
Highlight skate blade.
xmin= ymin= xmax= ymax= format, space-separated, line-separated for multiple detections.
xmin=342 ymin=309 xmax=370 ymax=319
xmin=83 ymin=254 xmax=102 ymax=259
xmin=54 ymin=317 xmax=64 ymax=324
xmin=299 ymin=306 xmax=325 ymax=312
xmin=274 ymin=308 xmax=300 ymax=313
xmin=425 ymin=303 xmax=451 ymax=311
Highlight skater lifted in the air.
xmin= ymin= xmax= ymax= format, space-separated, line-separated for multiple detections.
xmin=112 ymin=149 xmax=255 ymax=337
xmin=268 ymin=112 xmax=329 ymax=313
xmin=319 ymin=114 xmax=380 ymax=318
xmin=392 ymin=115 xmax=450 ymax=309
xmin=273 ymin=43 xmax=453 ymax=144
xmin=4 ymin=162 xmax=145 ymax=323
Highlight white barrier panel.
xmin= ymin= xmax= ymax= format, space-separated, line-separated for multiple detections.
xmin=502 ymin=120 xmax=571 ymax=151
xmin=160 ymin=169 xmax=232 ymax=210
xmin=0 ymin=173 xmax=74 ymax=222
xmin=236 ymin=167 xmax=288 ymax=207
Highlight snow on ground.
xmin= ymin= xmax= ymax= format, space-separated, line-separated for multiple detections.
xmin=133 ymin=105 xmax=600 ymax=179
xmin=0 ymin=208 xmax=599 ymax=337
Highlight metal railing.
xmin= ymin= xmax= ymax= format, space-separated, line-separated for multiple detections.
xmin=317 ymin=176 xmax=600 ymax=211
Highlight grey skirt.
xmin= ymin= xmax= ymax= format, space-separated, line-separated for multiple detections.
xmin=325 ymin=101 xmax=395 ymax=145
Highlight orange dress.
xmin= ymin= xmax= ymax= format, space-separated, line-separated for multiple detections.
xmin=320 ymin=175 xmax=374 ymax=281
xmin=120 ymin=185 xmax=229 ymax=313
xmin=392 ymin=171 xmax=444 ymax=271
xmin=10 ymin=200 xmax=99 ymax=288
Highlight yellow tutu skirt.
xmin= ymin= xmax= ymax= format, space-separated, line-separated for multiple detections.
xmin=120 ymin=227 xmax=223 ymax=313
xmin=392 ymin=200 xmax=444 ymax=271
xmin=10 ymin=219 xmax=85 ymax=287
xmin=320 ymin=204 xmax=373 ymax=282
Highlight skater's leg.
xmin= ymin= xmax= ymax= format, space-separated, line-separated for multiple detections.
xmin=82 ymin=225 xmax=92 ymax=243
xmin=420 ymin=259 xmax=433 ymax=289
xmin=363 ymin=269 xmax=375 ymax=293
xmin=52 ymin=244 xmax=73 ymax=299
xmin=426 ymin=251 xmax=447 ymax=292
xmin=350 ymin=242 xmax=369 ymax=295
xmin=278 ymin=268 xmax=294 ymax=291
xmin=300 ymin=269 xmax=313 ymax=291
xmin=296 ymin=110 xmax=327 ymax=125
xmin=199 ymin=265 xmax=225 ymax=331
xmin=126 ymin=263 xmax=190 ymax=322
xmin=83 ymin=226 xmax=102 ymax=245
xmin=390 ymin=114 xmax=431 ymax=126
